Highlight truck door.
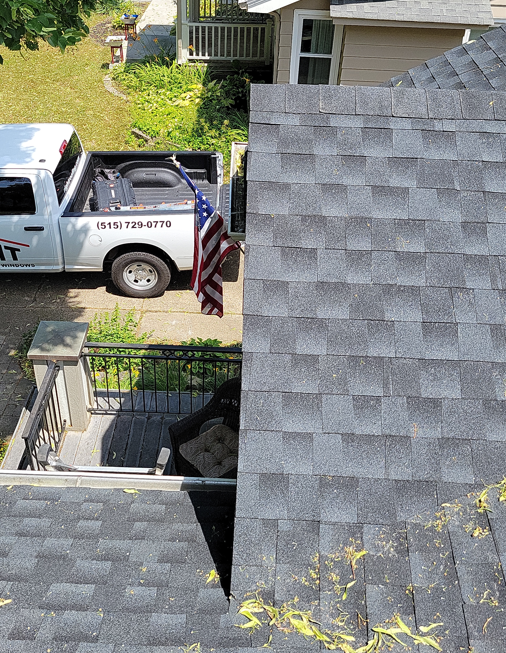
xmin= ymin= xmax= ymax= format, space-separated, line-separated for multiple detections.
xmin=0 ymin=173 xmax=57 ymax=270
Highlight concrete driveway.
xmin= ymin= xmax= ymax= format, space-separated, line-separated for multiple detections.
xmin=0 ymin=250 xmax=244 ymax=442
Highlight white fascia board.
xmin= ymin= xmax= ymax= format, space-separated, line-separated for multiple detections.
xmin=242 ymin=0 xmax=297 ymax=13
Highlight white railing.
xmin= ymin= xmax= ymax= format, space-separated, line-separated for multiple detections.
xmin=186 ymin=21 xmax=272 ymax=63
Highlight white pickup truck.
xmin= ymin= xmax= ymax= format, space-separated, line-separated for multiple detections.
xmin=0 ymin=123 xmax=225 ymax=297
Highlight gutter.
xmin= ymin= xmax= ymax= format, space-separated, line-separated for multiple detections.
xmin=0 ymin=469 xmax=236 ymax=492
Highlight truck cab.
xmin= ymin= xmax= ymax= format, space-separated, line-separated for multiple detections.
xmin=0 ymin=124 xmax=85 ymax=270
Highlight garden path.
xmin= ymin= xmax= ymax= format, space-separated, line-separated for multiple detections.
xmin=125 ymin=0 xmax=178 ymax=61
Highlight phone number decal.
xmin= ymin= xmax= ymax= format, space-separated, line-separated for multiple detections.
xmin=97 ymin=220 xmax=172 ymax=230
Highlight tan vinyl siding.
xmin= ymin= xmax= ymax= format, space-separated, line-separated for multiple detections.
xmin=491 ymin=1 xmax=506 ymax=21
xmin=339 ymin=25 xmax=465 ymax=86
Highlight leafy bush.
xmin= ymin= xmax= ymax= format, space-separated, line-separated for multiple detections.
xmin=136 ymin=337 xmax=241 ymax=393
xmin=112 ymin=59 xmax=252 ymax=170
xmin=95 ymin=0 xmax=134 ymax=14
xmin=110 ymin=1 xmax=138 ymax=29
xmin=136 ymin=358 xmax=190 ymax=393
xmin=13 ymin=310 xmax=241 ymax=399
xmin=94 ymin=0 xmax=140 ymax=30
xmin=88 ymin=304 xmax=149 ymax=344
xmin=87 ymin=304 xmax=152 ymax=384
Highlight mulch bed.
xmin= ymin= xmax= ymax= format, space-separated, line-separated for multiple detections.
xmin=89 ymin=19 xmax=124 ymax=46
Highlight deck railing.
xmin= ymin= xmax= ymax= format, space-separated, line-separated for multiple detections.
xmin=20 ymin=361 xmax=66 ymax=470
xmin=187 ymin=21 xmax=272 ymax=62
xmin=197 ymin=0 xmax=265 ymax=22
xmin=84 ymin=342 xmax=242 ymax=414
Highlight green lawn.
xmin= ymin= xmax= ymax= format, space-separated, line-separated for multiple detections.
xmin=0 ymin=16 xmax=134 ymax=151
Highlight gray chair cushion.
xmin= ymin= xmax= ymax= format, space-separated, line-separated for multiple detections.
xmin=179 ymin=424 xmax=238 ymax=478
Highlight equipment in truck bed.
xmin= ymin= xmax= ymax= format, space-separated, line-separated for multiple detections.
xmin=90 ymin=178 xmax=137 ymax=211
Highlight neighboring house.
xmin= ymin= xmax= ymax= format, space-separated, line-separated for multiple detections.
xmin=234 ymin=0 xmax=493 ymax=85
xmin=231 ymin=33 xmax=506 ymax=652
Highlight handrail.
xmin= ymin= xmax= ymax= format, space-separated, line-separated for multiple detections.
xmin=20 ymin=361 xmax=66 ymax=470
xmin=85 ymin=341 xmax=242 ymax=353
xmin=21 ymin=362 xmax=59 ymax=444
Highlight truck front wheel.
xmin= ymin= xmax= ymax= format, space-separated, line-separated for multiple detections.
xmin=111 ymin=252 xmax=171 ymax=298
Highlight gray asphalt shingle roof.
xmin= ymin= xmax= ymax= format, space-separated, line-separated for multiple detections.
xmin=233 ymin=82 xmax=506 ymax=651
xmin=330 ymin=0 xmax=493 ymax=26
xmin=385 ymin=23 xmax=506 ymax=90
xmin=0 ymin=485 xmax=246 ymax=652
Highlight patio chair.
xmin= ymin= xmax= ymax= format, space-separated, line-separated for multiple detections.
xmin=168 ymin=376 xmax=241 ymax=478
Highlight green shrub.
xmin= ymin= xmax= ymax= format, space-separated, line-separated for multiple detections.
xmin=87 ymin=304 xmax=152 ymax=385
xmin=136 ymin=358 xmax=190 ymax=393
xmin=95 ymin=0 xmax=127 ymax=14
xmin=136 ymin=337 xmax=241 ymax=393
xmin=95 ymin=0 xmax=136 ymax=16
xmin=112 ymin=59 xmax=252 ymax=171
xmin=87 ymin=304 xmax=149 ymax=344
xmin=110 ymin=1 xmax=138 ymax=29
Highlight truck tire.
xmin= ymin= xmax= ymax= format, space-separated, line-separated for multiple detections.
xmin=111 ymin=252 xmax=171 ymax=298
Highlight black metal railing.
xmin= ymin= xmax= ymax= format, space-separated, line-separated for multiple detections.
xmin=20 ymin=362 xmax=66 ymax=470
xmin=196 ymin=0 xmax=267 ymax=23
xmin=83 ymin=342 xmax=242 ymax=414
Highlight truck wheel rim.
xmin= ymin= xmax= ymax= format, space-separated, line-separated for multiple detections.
xmin=123 ymin=262 xmax=158 ymax=289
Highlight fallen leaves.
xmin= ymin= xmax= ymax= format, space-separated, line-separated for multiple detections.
xmin=206 ymin=569 xmax=220 ymax=584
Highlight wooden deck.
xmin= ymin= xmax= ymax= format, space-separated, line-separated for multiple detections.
xmin=58 ymin=412 xmax=180 ymax=469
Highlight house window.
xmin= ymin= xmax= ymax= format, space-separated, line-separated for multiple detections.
xmin=290 ymin=10 xmax=343 ymax=85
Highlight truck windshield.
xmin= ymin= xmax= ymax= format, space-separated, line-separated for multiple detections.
xmin=0 ymin=177 xmax=36 ymax=215
xmin=53 ymin=131 xmax=83 ymax=204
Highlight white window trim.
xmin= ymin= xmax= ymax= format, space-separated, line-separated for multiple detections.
xmin=289 ymin=9 xmax=343 ymax=85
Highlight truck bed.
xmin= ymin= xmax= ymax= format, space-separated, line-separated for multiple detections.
xmin=65 ymin=151 xmax=220 ymax=215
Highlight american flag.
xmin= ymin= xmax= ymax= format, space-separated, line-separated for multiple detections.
xmin=175 ymin=160 xmax=239 ymax=317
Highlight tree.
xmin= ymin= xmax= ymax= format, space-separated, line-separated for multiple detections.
xmin=0 ymin=0 xmax=97 ymax=63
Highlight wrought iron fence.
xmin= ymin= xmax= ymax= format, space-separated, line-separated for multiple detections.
xmin=197 ymin=0 xmax=266 ymax=23
xmin=83 ymin=342 xmax=242 ymax=414
xmin=20 ymin=361 xmax=66 ymax=470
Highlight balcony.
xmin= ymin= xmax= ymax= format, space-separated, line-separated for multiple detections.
xmin=1 ymin=322 xmax=242 ymax=487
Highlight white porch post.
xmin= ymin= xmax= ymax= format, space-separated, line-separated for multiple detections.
xmin=177 ymin=0 xmax=190 ymax=63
